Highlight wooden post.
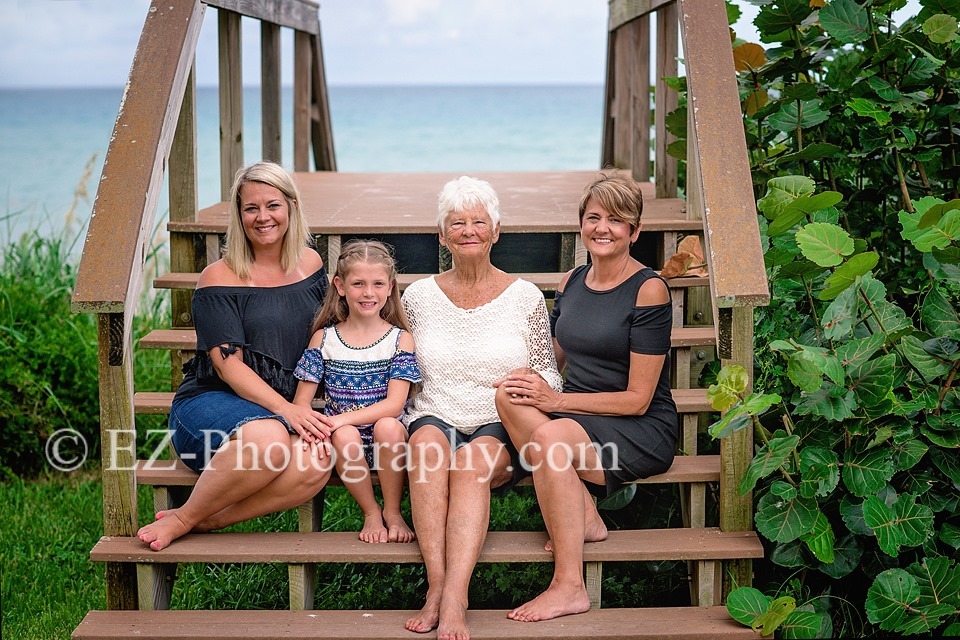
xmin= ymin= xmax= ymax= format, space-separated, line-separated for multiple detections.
xmin=261 ymin=21 xmax=282 ymax=163
xmin=218 ymin=9 xmax=243 ymax=200
xmin=294 ymin=30 xmax=312 ymax=172
xmin=655 ymin=4 xmax=679 ymax=199
xmin=169 ymin=63 xmax=200 ymax=396
xmin=720 ymin=305 xmax=755 ymax=597
xmin=612 ymin=16 xmax=650 ymax=180
xmin=310 ymin=21 xmax=337 ymax=171
xmin=601 ymin=28 xmax=616 ymax=168
xmin=98 ymin=313 xmax=139 ymax=610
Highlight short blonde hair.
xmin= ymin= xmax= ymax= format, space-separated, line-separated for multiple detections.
xmin=223 ymin=162 xmax=311 ymax=280
xmin=578 ymin=170 xmax=643 ymax=231
xmin=436 ymin=176 xmax=502 ymax=229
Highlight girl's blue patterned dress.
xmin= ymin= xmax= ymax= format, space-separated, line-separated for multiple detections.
xmin=294 ymin=325 xmax=421 ymax=467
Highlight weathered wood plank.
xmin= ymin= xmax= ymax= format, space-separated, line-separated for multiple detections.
xmin=202 ymin=0 xmax=318 ymax=34
xmin=74 ymin=606 xmax=760 ymax=640
xmin=294 ymin=30 xmax=311 ymax=171
xmin=260 ymin=21 xmax=282 ymax=163
xmin=654 ymin=3 xmax=679 ymax=199
xmin=72 ymin=0 xmax=205 ymax=314
xmin=609 ymin=0 xmax=677 ymax=31
xmin=91 ymin=528 xmax=763 ymax=564
xmin=133 ymin=455 xmax=721 ymax=489
xmin=218 ymin=9 xmax=244 ymax=200
xmin=310 ymin=21 xmax=337 ymax=171
xmin=677 ymin=0 xmax=769 ymax=308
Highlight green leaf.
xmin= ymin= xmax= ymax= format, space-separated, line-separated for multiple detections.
xmin=771 ymin=540 xmax=815 ymax=568
xmin=908 ymin=556 xmax=960 ymax=609
xmin=755 ymin=0 xmax=814 ymax=36
xmin=708 ymin=404 xmax=753 ymax=439
xmin=666 ymin=139 xmax=686 ymax=161
xmin=726 ymin=586 xmax=771 ymax=627
xmin=821 ymin=285 xmax=859 ymax=340
xmin=849 ymin=354 xmax=895 ymax=408
xmin=941 ymin=523 xmax=960 ymax=550
xmin=840 ymin=496 xmax=871 ymax=535
xmin=842 ymin=448 xmax=894 ymax=497
xmin=752 ymin=596 xmax=796 ymax=635
xmin=921 ymin=413 xmax=960 ymax=448
xmin=801 ymin=509 xmax=835 ymax=563
xmin=819 ymin=533 xmax=863 ymax=579
xmin=923 ymin=14 xmax=959 ymax=43
xmin=863 ymin=493 xmax=934 ymax=556
xmin=835 ymin=333 xmax=886 ymax=370
xmin=726 ymin=0 xmax=742 ymax=25
xmin=846 ymin=97 xmax=892 ymax=126
xmin=767 ymin=206 xmax=810 ymax=236
xmin=858 ymin=274 xmax=913 ymax=337
xmin=901 ymin=335 xmax=953 ymax=379
xmin=596 ymin=482 xmax=636 ymax=510
xmin=780 ymin=610 xmax=828 ymax=639
xmin=795 ymin=383 xmax=857 ymax=421
xmin=758 ymin=175 xmax=817 ymax=220
xmin=768 ymin=99 xmax=831 ymax=131
xmin=756 ymin=488 xmax=819 ymax=543
xmin=922 ymin=284 xmax=960 ymax=340
xmin=819 ymin=252 xmax=880 ymax=300
xmin=819 ymin=0 xmax=871 ymax=43
xmin=930 ymin=447 xmax=960 ymax=484
xmin=796 ymin=222 xmax=854 ymax=267
xmin=739 ymin=435 xmax=800 ymax=495
xmin=799 ymin=446 xmax=840 ymax=498
xmin=866 ymin=569 xmax=919 ymax=630
xmin=707 ymin=364 xmax=749 ymax=410
xmin=787 ymin=353 xmax=824 ymax=392
xmin=892 ymin=438 xmax=928 ymax=471
xmin=900 ymin=205 xmax=960 ymax=252
xmin=777 ymin=142 xmax=843 ymax=163
xmin=866 ymin=76 xmax=902 ymax=102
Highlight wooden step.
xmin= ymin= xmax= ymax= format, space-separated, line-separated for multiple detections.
xmin=73 ymin=606 xmax=760 ymax=640
xmin=133 ymin=454 xmax=721 ymax=488
xmin=91 ymin=528 xmax=762 ymax=564
xmin=139 ymin=325 xmax=717 ymax=352
xmin=133 ymin=387 xmax=713 ymax=415
xmin=153 ymin=271 xmax=710 ymax=292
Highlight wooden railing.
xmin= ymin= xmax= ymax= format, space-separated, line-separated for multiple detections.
xmin=603 ymin=0 xmax=770 ymax=597
xmin=70 ymin=0 xmax=335 ymax=608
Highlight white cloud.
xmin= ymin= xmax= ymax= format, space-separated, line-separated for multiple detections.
xmin=384 ymin=0 xmax=441 ymax=26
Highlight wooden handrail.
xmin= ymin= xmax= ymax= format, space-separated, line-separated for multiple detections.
xmin=204 ymin=0 xmax=319 ymax=33
xmin=677 ymin=0 xmax=769 ymax=311
xmin=72 ymin=0 xmax=205 ymax=317
xmin=609 ymin=0 xmax=677 ymax=30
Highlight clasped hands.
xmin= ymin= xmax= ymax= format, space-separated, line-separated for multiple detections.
xmin=282 ymin=402 xmax=335 ymax=456
xmin=493 ymin=367 xmax=560 ymax=412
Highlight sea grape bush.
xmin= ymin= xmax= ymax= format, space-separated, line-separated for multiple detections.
xmin=669 ymin=0 xmax=960 ymax=636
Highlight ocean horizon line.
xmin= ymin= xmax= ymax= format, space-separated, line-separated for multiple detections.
xmin=0 ymin=82 xmax=604 ymax=92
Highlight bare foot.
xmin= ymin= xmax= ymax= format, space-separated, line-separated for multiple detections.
xmin=404 ymin=590 xmax=440 ymax=633
xmin=359 ymin=511 xmax=388 ymax=543
xmin=507 ymin=582 xmax=590 ymax=622
xmin=437 ymin=600 xmax=470 ymax=640
xmin=157 ymin=508 xmax=217 ymax=533
xmin=544 ymin=514 xmax=608 ymax=551
xmin=384 ymin=511 xmax=415 ymax=543
xmin=137 ymin=510 xmax=191 ymax=551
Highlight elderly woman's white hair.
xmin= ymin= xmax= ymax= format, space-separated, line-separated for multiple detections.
xmin=436 ymin=176 xmax=502 ymax=228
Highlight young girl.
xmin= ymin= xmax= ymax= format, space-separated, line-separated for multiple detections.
xmin=294 ymin=240 xmax=421 ymax=543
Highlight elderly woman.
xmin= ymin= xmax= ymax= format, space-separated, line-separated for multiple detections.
xmin=495 ymin=171 xmax=678 ymax=622
xmin=401 ymin=176 xmax=563 ymax=640
xmin=137 ymin=161 xmax=332 ymax=551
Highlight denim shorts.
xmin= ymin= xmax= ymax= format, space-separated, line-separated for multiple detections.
xmin=407 ymin=415 xmax=525 ymax=491
xmin=170 ymin=391 xmax=294 ymax=473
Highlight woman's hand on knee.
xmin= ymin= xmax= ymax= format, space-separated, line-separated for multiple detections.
xmin=495 ymin=371 xmax=560 ymax=412
xmin=282 ymin=402 xmax=332 ymax=448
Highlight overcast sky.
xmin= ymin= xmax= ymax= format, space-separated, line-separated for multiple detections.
xmin=0 ymin=0 xmax=769 ymax=88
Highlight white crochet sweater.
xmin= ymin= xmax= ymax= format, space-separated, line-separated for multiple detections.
xmin=401 ymin=276 xmax=563 ymax=434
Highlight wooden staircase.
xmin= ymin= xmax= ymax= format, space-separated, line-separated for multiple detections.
xmin=70 ymin=0 xmax=769 ymax=638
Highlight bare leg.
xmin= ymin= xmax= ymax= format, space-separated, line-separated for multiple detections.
xmin=137 ymin=420 xmax=330 ymax=550
xmin=509 ymin=419 xmax=604 ymax=622
xmin=404 ymin=425 xmax=452 ymax=633
xmin=332 ymin=426 xmax=387 ymax=543
xmin=437 ymin=438 xmax=512 ymax=640
xmin=496 ymin=387 xmax=607 ymax=550
xmin=373 ymin=418 xmax=414 ymax=543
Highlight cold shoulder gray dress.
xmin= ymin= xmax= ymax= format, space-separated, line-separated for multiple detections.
xmin=549 ymin=265 xmax=678 ymax=496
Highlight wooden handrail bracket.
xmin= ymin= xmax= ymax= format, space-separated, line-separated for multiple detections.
xmin=203 ymin=0 xmax=319 ymax=34
xmin=608 ymin=0 xmax=677 ymax=31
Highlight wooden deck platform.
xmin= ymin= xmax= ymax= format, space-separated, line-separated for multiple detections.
xmin=168 ymin=171 xmax=697 ymax=234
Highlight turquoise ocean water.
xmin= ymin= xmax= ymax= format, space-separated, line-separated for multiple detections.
xmin=0 ymin=85 xmax=603 ymax=240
